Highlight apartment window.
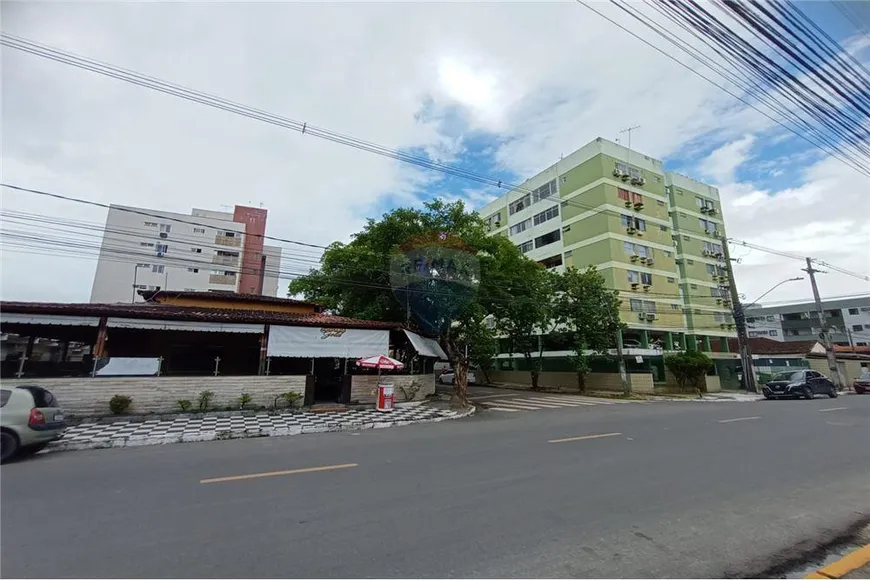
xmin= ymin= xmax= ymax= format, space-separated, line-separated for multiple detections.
xmin=484 ymin=213 xmax=502 ymax=229
xmin=623 ymin=241 xmax=635 ymax=255
xmin=152 ymin=265 xmax=165 ymax=274
xmin=630 ymin=299 xmax=644 ymax=312
xmin=187 ymin=267 xmax=199 ymax=273
xmin=191 ymin=247 xmax=202 ymax=253
xmin=660 ymin=225 xmax=668 ymax=232
xmin=848 ymin=308 xmax=859 ymax=315
xmin=667 ymin=277 xmax=675 ymax=283
xmin=223 ymin=231 xmax=236 ymax=238
xmin=680 ymin=213 xmax=688 ymax=218
xmin=699 ymin=218 xmax=718 ymax=234
xmin=509 ymin=194 xmax=531 ymax=215
xmin=676 ymin=188 xmax=684 ymax=195
xmin=135 ymin=284 xmax=148 ymax=290
xmin=560 ymin=175 xmax=567 ymax=184
xmin=224 ymin=271 xmax=236 ymax=277
xmin=656 ymin=199 xmax=665 ymax=206
xmin=640 ymin=272 xmax=653 ymax=285
xmin=632 ymin=192 xmax=643 ymax=205
xmin=769 ymin=330 xmax=778 ymax=336
xmin=531 ymin=180 xmax=556 ymax=203
xmin=687 ymin=259 xmax=694 ymax=265
xmin=193 ymin=227 xmax=206 ymax=234
xmin=534 ymin=229 xmax=561 ymax=249
xmin=629 ymin=167 xmax=642 ymax=180
xmin=683 ymin=235 xmax=690 ymax=241
xmin=696 ymin=197 xmax=714 ymax=211
xmin=654 ymin=176 xmax=661 ymax=183
xmin=620 ymin=214 xmax=645 ymax=230
xmin=216 ymin=250 xmax=239 ymax=257
xmin=628 ymin=271 xmax=640 ymax=284
xmin=159 ymin=224 xmax=172 ymax=233
xmin=690 ymin=284 xmax=698 ymax=289
xmin=706 ymin=264 xmax=715 ymax=274
xmin=787 ymin=329 xmax=800 ymax=336
xmin=643 ymin=300 xmax=656 ymax=313
xmin=136 ymin=263 xmax=150 ymax=268
xmin=670 ymin=304 xmax=681 ymax=310
xmin=155 ymin=244 xmax=168 ymax=254
xmin=862 ymin=307 xmax=870 ymax=312
xmin=854 ymin=324 xmax=864 ymax=332
xmin=564 ymin=249 xmax=573 ymax=258
xmin=517 ymin=241 xmax=534 ymax=254
xmin=533 ymin=205 xmax=559 ymax=226
xmin=766 ymin=315 xmax=777 ymax=321
xmin=664 ymin=250 xmax=672 ymax=257
xmin=509 ymin=219 xmax=531 ymax=236
xmin=140 ymin=242 xmax=154 ymax=247
xmin=144 ymin=221 xmax=158 ymax=227
xmin=617 ymin=188 xmax=630 ymax=201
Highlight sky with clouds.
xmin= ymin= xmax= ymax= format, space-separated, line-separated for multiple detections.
xmin=2 ymin=1 xmax=869 ymax=307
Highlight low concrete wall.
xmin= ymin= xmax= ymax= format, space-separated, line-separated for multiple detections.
xmin=2 ymin=376 xmax=307 ymax=418
xmin=350 ymin=374 xmax=436 ymax=404
xmin=486 ymin=371 xmax=655 ymax=394
xmin=705 ymin=375 xmax=722 ymax=393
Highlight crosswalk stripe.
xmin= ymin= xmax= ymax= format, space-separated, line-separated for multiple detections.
xmin=557 ymin=396 xmax=620 ymax=404
xmin=513 ymin=398 xmax=586 ymax=407
xmin=480 ymin=400 xmax=546 ymax=410
xmin=509 ymin=398 xmax=574 ymax=408
xmin=484 ymin=406 xmax=521 ymax=412
xmin=530 ymin=396 xmax=599 ymax=406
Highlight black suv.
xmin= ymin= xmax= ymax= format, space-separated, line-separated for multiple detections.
xmin=762 ymin=370 xmax=838 ymax=400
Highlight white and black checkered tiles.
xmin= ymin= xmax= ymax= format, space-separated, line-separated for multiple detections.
xmin=53 ymin=404 xmax=465 ymax=451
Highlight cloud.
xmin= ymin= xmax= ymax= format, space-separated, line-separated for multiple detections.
xmin=699 ymin=135 xmax=756 ymax=184
xmin=1 ymin=0 xmax=867 ymax=308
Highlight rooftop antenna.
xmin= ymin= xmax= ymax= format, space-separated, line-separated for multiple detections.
xmin=619 ymin=124 xmax=640 ymax=163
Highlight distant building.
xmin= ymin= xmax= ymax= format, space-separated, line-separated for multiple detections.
xmin=744 ymin=296 xmax=870 ymax=347
xmin=89 ymin=204 xmax=282 ymax=303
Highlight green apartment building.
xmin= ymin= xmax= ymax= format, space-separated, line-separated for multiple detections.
xmin=478 ymin=137 xmax=738 ymax=384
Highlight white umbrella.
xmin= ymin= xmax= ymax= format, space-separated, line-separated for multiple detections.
xmin=356 ymin=355 xmax=404 ymax=371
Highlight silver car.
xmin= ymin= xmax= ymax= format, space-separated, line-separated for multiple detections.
xmin=437 ymin=369 xmax=477 ymax=385
xmin=1 ymin=385 xmax=66 ymax=463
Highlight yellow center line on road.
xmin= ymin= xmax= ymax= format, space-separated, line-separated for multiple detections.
xmin=805 ymin=543 xmax=870 ymax=579
xmin=718 ymin=416 xmax=762 ymax=423
xmin=548 ymin=432 xmax=622 ymax=444
xmin=200 ymin=463 xmax=358 ymax=484
xmin=818 ymin=407 xmax=849 ymax=412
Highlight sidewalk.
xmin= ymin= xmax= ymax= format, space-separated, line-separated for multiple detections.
xmin=50 ymin=402 xmax=471 ymax=452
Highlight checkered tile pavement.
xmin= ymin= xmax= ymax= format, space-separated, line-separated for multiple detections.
xmin=55 ymin=404 xmax=463 ymax=449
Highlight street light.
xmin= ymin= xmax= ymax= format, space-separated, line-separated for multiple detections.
xmin=746 ymin=277 xmax=804 ymax=307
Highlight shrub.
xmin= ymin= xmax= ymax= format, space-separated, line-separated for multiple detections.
xmin=665 ymin=351 xmax=714 ymax=394
xmin=109 ymin=395 xmax=132 ymax=415
xmin=177 ymin=399 xmax=192 ymax=412
xmin=238 ymin=392 xmax=253 ymax=410
xmin=197 ymin=390 xmax=214 ymax=412
xmin=281 ymin=392 xmax=302 ymax=409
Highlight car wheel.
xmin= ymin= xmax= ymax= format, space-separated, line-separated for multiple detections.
xmin=764 ymin=394 xmax=773 ymax=400
xmin=804 ymin=387 xmax=814 ymax=400
xmin=0 ymin=429 xmax=20 ymax=464
xmin=828 ymin=388 xmax=838 ymax=398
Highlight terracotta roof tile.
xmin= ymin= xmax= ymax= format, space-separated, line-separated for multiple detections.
xmin=0 ymin=301 xmax=400 ymax=330
xmin=139 ymin=289 xmax=320 ymax=308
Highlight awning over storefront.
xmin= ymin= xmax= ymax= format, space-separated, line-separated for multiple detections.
xmin=404 ymin=330 xmax=447 ymax=359
xmin=268 ymin=326 xmax=389 ymax=358
xmin=1 ymin=313 xmax=101 ymax=327
xmin=107 ymin=318 xmax=264 ymax=333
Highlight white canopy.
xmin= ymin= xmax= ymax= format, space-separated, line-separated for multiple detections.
xmin=268 ymin=325 xmax=389 ymax=358
xmin=404 ymin=330 xmax=447 ymax=359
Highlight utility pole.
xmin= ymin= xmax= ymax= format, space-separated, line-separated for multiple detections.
xmin=721 ymin=236 xmax=757 ymax=393
xmin=803 ymin=258 xmax=844 ymax=389
xmin=616 ymin=330 xmax=629 ymax=396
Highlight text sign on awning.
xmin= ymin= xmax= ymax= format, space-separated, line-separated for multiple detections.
xmin=267 ymin=325 xmax=389 ymax=358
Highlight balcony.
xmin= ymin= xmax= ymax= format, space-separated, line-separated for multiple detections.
xmin=215 ymin=235 xmax=241 ymax=248
xmin=208 ymin=274 xmax=236 ymax=286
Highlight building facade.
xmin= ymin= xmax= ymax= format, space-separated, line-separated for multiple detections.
xmin=90 ymin=204 xmax=282 ymax=303
xmin=478 ymin=137 xmax=736 ymax=375
xmin=745 ymin=296 xmax=870 ymax=346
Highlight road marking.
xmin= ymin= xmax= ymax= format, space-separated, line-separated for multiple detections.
xmin=513 ymin=398 xmax=578 ymax=408
xmin=718 ymin=416 xmax=762 ymax=423
xmin=480 ymin=400 xmax=545 ymax=410
xmin=532 ymin=396 xmax=598 ymax=406
xmin=485 ymin=406 xmax=521 ymax=412
xmin=200 ymin=463 xmax=358 ymax=484
xmin=818 ymin=407 xmax=848 ymax=413
xmin=805 ymin=543 xmax=870 ymax=579
xmin=549 ymin=432 xmax=622 ymax=444
xmin=470 ymin=394 xmax=525 ymax=400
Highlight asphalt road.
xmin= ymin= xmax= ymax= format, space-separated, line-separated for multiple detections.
xmin=2 ymin=394 xmax=869 ymax=578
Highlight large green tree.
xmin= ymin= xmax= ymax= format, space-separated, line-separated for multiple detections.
xmin=288 ymin=200 xmax=528 ymax=407
xmin=553 ymin=266 xmax=623 ymax=392
xmin=488 ymin=258 xmax=558 ymax=390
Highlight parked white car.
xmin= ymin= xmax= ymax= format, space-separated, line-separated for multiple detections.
xmin=437 ymin=369 xmax=477 ymax=385
xmin=1 ymin=385 xmax=67 ymax=463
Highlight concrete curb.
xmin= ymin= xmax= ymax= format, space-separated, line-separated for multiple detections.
xmin=805 ymin=544 xmax=870 ymax=579
xmin=46 ymin=403 xmax=475 ymax=453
